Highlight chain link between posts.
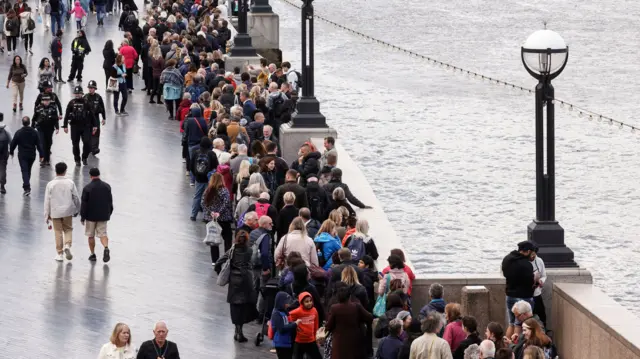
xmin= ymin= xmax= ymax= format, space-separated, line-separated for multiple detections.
xmin=276 ymin=0 xmax=639 ymax=135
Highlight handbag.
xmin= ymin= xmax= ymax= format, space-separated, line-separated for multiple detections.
xmin=275 ymin=234 xmax=288 ymax=270
xmin=316 ymin=326 xmax=327 ymax=345
xmin=203 ymin=220 xmax=222 ymax=246
xmin=373 ymin=274 xmax=391 ymax=317
xmin=216 ymin=245 xmax=235 ymax=286
xmin=308 ymin=264 xmax=328 ymax=282
xmin=107 ymin=77 xmax=118 ymax=92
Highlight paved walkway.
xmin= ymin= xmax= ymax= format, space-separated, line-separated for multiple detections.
xmin=0 ymin=8 xmax=266 ymax=358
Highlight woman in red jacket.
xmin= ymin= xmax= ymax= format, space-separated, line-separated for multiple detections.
xmin=118 ymin=39 xmax=137 ymax=92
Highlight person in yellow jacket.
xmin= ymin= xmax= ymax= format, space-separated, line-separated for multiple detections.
xmin=67 ymin=29 xmax=91 ymax=82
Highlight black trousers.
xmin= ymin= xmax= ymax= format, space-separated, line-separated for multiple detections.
xmin=37 ymin=126 xmax=55 ymax=163
xmin=68 ymin=55 xmax=85 ymax=81
xmin=6 ymin=36 xmax=17 ymax=52
xmin=209 ymin=220 xmax=233 ymax=263
xmin=18 ymin=154 xmax=35 ymax=190
xmin=91 ymin=127 xmax=100 ymax=154
xmin=293 ymin=342 xmax=322 ymax=359
xmin=275 ymin=348 xmax=293 ymax=359
xmin=125 ymin=67 xmax=133 ymax=89
xmin=143 ymin=63 xmax=151 ymax=90
xmin=533 ymin=294 xmax=547 ymax=327
xmin=70 ymin=125 xmax=91 ymax=161
xmin=103 ymin=68 xmax=110 ymax=88
xmin=150 ymin=76 xmax=161 ymax=102
xmin=22 ymin=33 xmax=33 ymax=50
xmin=166 ymin=99 xmax=178 ymax=118
xmin=53 ymin=57 xmax=63 ymax=80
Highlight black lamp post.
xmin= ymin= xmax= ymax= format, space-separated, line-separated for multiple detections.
xmin=291 ymin=0 xmax=327 ymax=128
xmin=230 ymin=0 xmax=257 ymax=57
xmin=522 ymin=29 xmax=576 ymax=268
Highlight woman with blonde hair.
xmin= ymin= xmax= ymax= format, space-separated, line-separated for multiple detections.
xmin=344 ymin=218 xmax=379 ymax=262
xmin=276 ymin=192 xmax=299 ymax=240
xmin=249 ymin=85 xmax=262 ymax=103
xmin=314 ymin=219 xmax=341 ymax=270
xmin=233 ymin=159 xmax=250 ymax=197
xmin=341 ymin=265 xmax=368 ymax=307
xmin=522 ymin=346 xmax=545 ymax=359
xmin=274 ymin=216 xmax=319 ymax=267
xmin=328 ymin=210 xmax=346 ymax=239
xmin=97 ymin=323 xmax=136 ymax=359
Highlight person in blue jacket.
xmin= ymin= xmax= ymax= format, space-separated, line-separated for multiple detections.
xmin=313 ymin=219 xmax=342 ymax=270
xmin=271 ymin=291 xmax=299 ymax=359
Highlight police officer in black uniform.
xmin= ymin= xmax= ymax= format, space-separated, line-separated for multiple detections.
xmin=63 ymin=86 xmax=98 ymax=166
xmin=84 ymin=80 xmax=106 ymax=155
xmin=33 ymin=80 xmax=64 ymax=117
xmin=32 ymin=94 xmax=60 ymax=167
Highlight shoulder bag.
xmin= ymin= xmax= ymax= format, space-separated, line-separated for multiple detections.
xmin=216 ymin=245 xmax=235 ymax=286
xmin=275 ymin=234 xmax=288 ymax=270
xmin=372 ymin=274 xmax=391 ymax=317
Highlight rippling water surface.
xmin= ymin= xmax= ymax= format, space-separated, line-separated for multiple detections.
xmin=270 ymin=0 xmax=640 ymax=315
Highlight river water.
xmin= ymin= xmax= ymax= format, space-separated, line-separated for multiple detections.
xmin=269 ymin=0 xmax=640 ymax=315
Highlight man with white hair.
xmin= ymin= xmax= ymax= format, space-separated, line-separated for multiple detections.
xmin=230 ymin=143 xmax=249 ymax=176
xmin=238 ymin=210 xmax=259 ymax=234
xmin=479 ymin=340 xmax=496 ymax=359
xmin=506 ymin=300 xmax=544 ymax=345
xmin=137 ymin=321 xmax=180 ymax=359
xmin=212 ymin=138 xmax=231 ymax=164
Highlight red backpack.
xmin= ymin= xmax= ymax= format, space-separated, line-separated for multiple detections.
xmin=255 ymin=202 xmax=270 ymax=218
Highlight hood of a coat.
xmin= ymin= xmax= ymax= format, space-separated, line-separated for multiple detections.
xmin=274 ymin=291 xmax=292 ymax=312
xmin=314 ymin=232 xmax=339 ymax=244
xmin=190 ymin=106 xmax=202 ymax=118
xmin=304 ymin=151 xmax=321 ymax=161
xmin=179 ymin=99 xmax=192 ymax=108
xmin=297 ymin=291 xmax=312 ymax=304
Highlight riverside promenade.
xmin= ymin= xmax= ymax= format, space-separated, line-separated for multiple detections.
xmin=0 ymin=15 xmax=265 ymax=358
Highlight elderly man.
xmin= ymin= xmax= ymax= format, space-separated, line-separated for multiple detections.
xmin=212 ymin=138 xmax=231 ymax=165
xmin=238 ymin=211 xmax=258 ymax=234
xmin=137 ymin=321 xmax=180 ymax=359
xmin=479 ymin=340 xmax=496 ymax=359
xmin=230 ymin=143 xmax=249 ymax=176
xmin=506 ymin=300 xmax=543 ymax=344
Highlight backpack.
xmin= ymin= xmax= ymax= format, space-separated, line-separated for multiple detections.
xmin=271 ymin=94 xmax=286 ymax=119
xmin=44 ymin=2 xmax=51 ymax=14
xmin=6 ymin=18 xmax=17 ymax=32
xmin=194 ymin=152 xmax=211 ymax=177
xmin=307 ymin=191 xmax=325 ymax=221
xmin=27 ymin=15 xmax=35 ymax=30
xmin=188 ymin=85 xmax=205 ymax=102
xmin=235 ymin=130 xmax=249 ymax=146
xmin=251 ymin=232 xmax=268 ymax=267
xmin=255 ymin=202 xmax=270 ymax=218
xmin=293 ymin=70 xmax=303 ymax=90
xmin=124 ymin=12 xmax=137 ymax=29
xmin=347 ymin=236 xmax=366 ymax=262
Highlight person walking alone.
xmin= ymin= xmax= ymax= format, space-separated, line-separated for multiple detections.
xmin=0 ymin=114 xmax=11 ymax=194
xmin=81 ymin=167 xmax=113 ymax=262
xmin=44 ymin=162 xmax=80 ymax=261
xmin=7 ymin=54 xmax=27 ymax=112
xmin=9 ymin=116 xmax=42 ymax=196
xmin=68 ymin=29 xmax=91 ymax=83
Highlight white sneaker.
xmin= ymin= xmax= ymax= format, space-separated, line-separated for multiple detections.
xmin=54 ymin=253 xmax=64 ymax=262
xmin=64 ymin=245 xmax=73 ymax=260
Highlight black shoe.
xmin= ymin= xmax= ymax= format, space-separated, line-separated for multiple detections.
xmin=77 ymin=78 xmax=82 ymax=82
xmin=149 ymin=100 xmax=156 ymax=104
xmin=82 ymin=159 xmax=88 ymax=166
xmin=141 ymin=88 xmax=147 ymax=91
xmin=190 ymin=216 xmax=196 ymax=221
xmin=88 ymin=253 xmax=97 ymax=261
xmin=92 ymin=149 xmax=100 ymax=155
xmin=75 ymin=161 xmax=81 ymax=167
xmin=103 ymin=248 xmax=110 ymax=263
xmin=59 ymin=79 xmax=66 ymax=84
xmin=67 ymin=78 xmax=73 ymax=82
xmin=0 ymin=185 xmax=5 ymax=194
xmin=157 ymin=100 xmax=164 ymax=105
xmin=12 ymin=106 xmax=16 ymax=113
xmin=237 ymin=333 xmax=248 ymax=343
xmin=53 ymin=78 xmax=59 ymax=83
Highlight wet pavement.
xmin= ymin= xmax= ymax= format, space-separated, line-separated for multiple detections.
xmin=0 ymin=10 xmax=267 ymax=358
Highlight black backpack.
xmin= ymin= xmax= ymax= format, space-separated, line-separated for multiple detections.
xmin=194 ymin=151 xmax=211 ymax=177
xmin=6 ymin=18 xmax=17 ymax=32
xmin=26 ymin=15 xmax=35 ymax=30
xmin=272 ymin=94 xmax=287 ymax=119
xmin=294 ymin=70 xmax=303 ymax=90
xmin=124 ymin=12 xmax=137 ymax=29
xmin=307 ymin=191 xmax=325 ymax=221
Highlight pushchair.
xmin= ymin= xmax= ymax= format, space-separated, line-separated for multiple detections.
xmin=254 ymin=276 xmax=280 ymax=346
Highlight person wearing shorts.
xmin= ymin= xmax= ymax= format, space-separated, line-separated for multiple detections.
xmin=80 ymin=167 xmax=113 ymax=262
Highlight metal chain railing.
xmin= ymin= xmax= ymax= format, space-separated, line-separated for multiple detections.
xmin=276 ymin=0 xmax=640 ymax=134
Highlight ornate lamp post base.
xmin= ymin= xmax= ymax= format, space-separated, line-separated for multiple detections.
xmin=291 ymin=97 xmax=327 ymax=128
xmin=527 ymin=220 xmax=577 ymax=268
xmin=230 ymin=33 xmax=258 ymax=57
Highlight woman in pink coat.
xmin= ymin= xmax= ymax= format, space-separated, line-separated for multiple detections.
xmin=118 ymin=39 xmax=138 ymax=92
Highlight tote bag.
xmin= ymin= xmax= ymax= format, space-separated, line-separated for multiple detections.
xmin=373 ymin=274 xmax=391 ymax=317
xmin=203 ymin=220 xmax=222 ymax=246
xmin=216 ymin=245 xmax=235 ymax=286
xmin=107 ymin=77 xmax=118 ymax=92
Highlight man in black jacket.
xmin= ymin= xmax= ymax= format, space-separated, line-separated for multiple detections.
xmin=63 ymin=86 xmax=98 ymax=166
xmin=9 ymin=116 xmax=43 ymax=196
xmin=0 ymin=115 xmax=12 ymax=194
xmin=80 ymin=167 xmax=113 ymax=262
xmin=32 ymin=94 xmax=60 ymax=167
xmin=305 ymin=175 xmax=330 ymax=222
xmin=501 ymin=240 xmax=536 ymax=338
xmin=291 ymin=143 xmax=321 ymax=187
xmin=33 ymin=81 xmax=63 ymax=115
xmin=323 ymin=168 xmax=369 ymax=209
xmin=137 ymin=321 xmax=180 ymax=359
xmin=272 ymin=169 xmax=308 ymax=210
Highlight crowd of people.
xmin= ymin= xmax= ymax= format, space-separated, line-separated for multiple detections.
xmin=0 ymin=0 xmax=564 ymax=358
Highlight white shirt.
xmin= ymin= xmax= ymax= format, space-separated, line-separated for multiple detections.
xmin=531 ymin=256 xmax=547 ymax=297
xmin=286 ymin=69 xmax=299 ymax=92
xmin=44 ymin=176 xmax=80 ymax=220
xmin=97 ymin=342 xmax=136 ymax=359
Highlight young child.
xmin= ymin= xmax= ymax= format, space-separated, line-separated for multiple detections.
xmin=288 ymin=292 xmax=321 ymax=359
xmin=271 ymin=292 xmax=300 ymax=359
xmin=69 ymin=0 xmax=86 ymax=29
xmin=376 ymin=318 xmax=404 ymax=359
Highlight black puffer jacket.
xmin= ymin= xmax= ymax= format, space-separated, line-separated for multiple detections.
xmin=501 ymin=250 xmax=535 ymax=298
xmin=292 ymin=151 xmax=321 ymax=187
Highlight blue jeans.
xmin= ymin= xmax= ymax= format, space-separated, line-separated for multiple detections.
xmin=51 ymin=13 xmax=63 ymax=35
xmin=191 ymin=181 xmax=207 ymax=218
xmin=18 ymin=154 xmax=35 ymax=191
xmin=506 ymin=296 xmax=535 ymax=325
xmin=188 ymin=145 xmax=199 ymax=183
xmin=96 ymin=4 xmax=105 ymax=21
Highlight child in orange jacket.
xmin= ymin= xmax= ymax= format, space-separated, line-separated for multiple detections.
xmin=288 ymin=292 xmax=322 ymax=359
